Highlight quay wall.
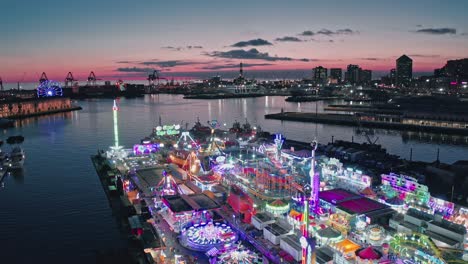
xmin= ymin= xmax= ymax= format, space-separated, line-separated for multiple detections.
xmin=265 ymin=112 xmax=468 ymax=135
xmin=0 ymin=97 xmax=80 ymax=119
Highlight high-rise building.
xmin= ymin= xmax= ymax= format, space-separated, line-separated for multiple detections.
xmin=440 ymin=58 xmax=468 ymax=82
xmin=390 ymin=69 xmax=396 ymax=85
xmin=313 ymin=66 xmax=328 ymax=85
xmin=345 ymin=64 xmax=360 ymax=85
xmin=396 ymin=55 xmax=413 ymax=87
xmin=330 ymin=68 xmax=342 ymax=83
xmin=360 ymin=69 xmax=372 ymax=84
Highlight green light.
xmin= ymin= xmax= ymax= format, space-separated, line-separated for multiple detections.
xmin=113 ymin=109 xmax=119 ymax=147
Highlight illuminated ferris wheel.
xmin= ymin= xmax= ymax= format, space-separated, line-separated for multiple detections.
xmin=37 ymin=80 xmax=63 ymax=97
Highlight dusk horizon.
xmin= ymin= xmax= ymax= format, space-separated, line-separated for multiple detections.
xmin=2 ymin=0 xmax=467 ymax=83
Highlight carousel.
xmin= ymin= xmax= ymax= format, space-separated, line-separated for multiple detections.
xmin=180 ymin=221 xmax=238 ymax=252
xmin=266 ymin=199 xmax=290 ymax=216
xmin=215 ymin=243 xmax=263 ymax=264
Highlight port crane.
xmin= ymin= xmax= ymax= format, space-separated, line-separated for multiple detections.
xmin=64 ymin=72 xmax=77 ymax=87
xmin=148 ymin=70 xmax=166 ymax=86
xmin=39 ymin=72 xmax=48 ymax=84
xmin=87 ymin=71 xmax=101 ymax=86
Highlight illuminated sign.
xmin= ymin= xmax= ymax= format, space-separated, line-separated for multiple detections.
xmin=428 ymin=197 xmax=454 ymax=217
xmin=155 ymin=124 xmax=180 ymax=136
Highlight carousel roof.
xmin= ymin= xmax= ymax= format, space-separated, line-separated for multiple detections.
xmin=268 ymin=199 xmax=288 ymax=207
xmin=356 ymin=247 xmax=382 ymax=260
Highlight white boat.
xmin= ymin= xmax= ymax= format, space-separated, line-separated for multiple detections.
xmin=7 ymin=147 xmax=25 ymax=169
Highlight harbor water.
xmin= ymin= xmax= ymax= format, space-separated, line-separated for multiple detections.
xmin=0 ymin=94 xmax=467 ymax=263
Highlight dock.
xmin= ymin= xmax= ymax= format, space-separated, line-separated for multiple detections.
xmin=265 ymin=111 xmax=468 ymax=135
xmin=90 ymin=155 xmax=159 ymax=264
xmin=183 ymin=93 xmax=263 ymax=99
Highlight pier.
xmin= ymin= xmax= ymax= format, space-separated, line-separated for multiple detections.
xmin=0 ymin=97 xmax=81 ymax=119
xmin=265 ymin=111 xmax=468 ymax=135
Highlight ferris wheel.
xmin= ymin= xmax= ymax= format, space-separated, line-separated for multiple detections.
xmin=37 ymin=80 xmax=63 ymax=97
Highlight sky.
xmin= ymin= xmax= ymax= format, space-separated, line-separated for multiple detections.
xmin=1 ymin=0 xmax=467 ymax=82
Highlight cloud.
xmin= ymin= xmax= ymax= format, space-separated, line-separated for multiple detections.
xmin=161 ymin=45 xmax=203 ymax=51
xmin=359 ymin=57 xmax=381 ymax=61
xmin=206 ymin=48 xmax=309 ymax=62
xmin=414 ymin=28 xmax=456 ymax=35
xmin=416 ymin=24 xmax=423 ymax=28
xmin=317 ymin=29 xmax=334 ymax=36
xmin=299 ymin=30 xmax=315 ymax=36
xmin=201 ymin=63 xmax=274 ymax=70
xmin=299 ymin=28 xmax=357 ymax=37
xmin=407 ymin=54 xmax=440 ymax=58
xmin=161 ymin=46 xmax=183 ymax=51
xmin=116 ymin=60 xmax=131 ymax=64
xmin=140 ymin=60 xmax=209 ymax=68
xmin=336 ymin=29 xmax=355 ymax=34
xmin=231 ymin=38 xmax=273 ymax=47
xmin=275 ymin=36 xmax=303 ymax=42
xmin=317 ymin=28 xmax=357 ymax=36
xmin=116 ymin=67 xmax=154 ymax=73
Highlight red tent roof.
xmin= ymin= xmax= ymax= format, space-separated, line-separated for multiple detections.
xmin=356 ymin=247 xmax=382 ymax=260
xmin=360 ymin=187 xmax=375 ymax=196
xmin=269 ymin=199 xmax=287 ymax=207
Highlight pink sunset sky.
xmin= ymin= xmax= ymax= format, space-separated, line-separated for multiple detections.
xmin=1 ymin=0 xmax=467 ymax=82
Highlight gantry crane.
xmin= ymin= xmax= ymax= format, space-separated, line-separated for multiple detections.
xmin=65 ymin=72 xmax=77 ymax=88
xmin=39 ymin=72 xmax=48 ymax=84
xmin=148 ymin=70 xmax=166 ymax=87
xmin=87 ymin=71 xmax=101 ymax=86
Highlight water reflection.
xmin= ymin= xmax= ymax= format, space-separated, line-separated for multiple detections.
xmin=10 ymin=169 xmax=24 ymax=184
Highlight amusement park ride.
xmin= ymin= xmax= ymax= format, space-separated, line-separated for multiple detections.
xmin=300 ymin=139 xmax=318 ymax=264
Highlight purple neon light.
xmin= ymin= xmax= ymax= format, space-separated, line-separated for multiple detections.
xmin=133 ymin=144 xmax=159 ymax=155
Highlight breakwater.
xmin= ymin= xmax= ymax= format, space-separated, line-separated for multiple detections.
xmin=265 ymin=112 xmax=468 ymax=135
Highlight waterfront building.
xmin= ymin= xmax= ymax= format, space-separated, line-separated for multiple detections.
xmin=345 ymin=64 xmax=360 ymax=85
xmin=396 ymin=55 xmax=413 ymax=87
xmin=359 ymin=69 xmax=372 ymax=85
xmin=390 ymin=68 xmax=396 ymax=85
xmin=435 ymin=58 xmax=468 ymax=90
xmin=330 ymin=68 xmax=342 ymax=84
xmin=0 ymin=97 xmax=72 ymax=118
xmin=313 ymin=66 xmax=328 ymax=86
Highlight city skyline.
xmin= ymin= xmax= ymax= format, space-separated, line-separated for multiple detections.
xmin=1 ymin=0 xmax=468 ymax=82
